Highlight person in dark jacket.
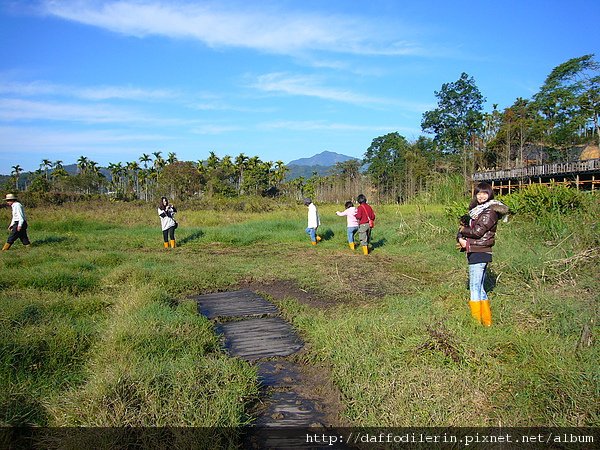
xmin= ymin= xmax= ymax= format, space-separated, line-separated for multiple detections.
xmin=457 ymin=182 xmax=508 ymax=326
xmin=355 ymin=194 xmax=375 ymax=255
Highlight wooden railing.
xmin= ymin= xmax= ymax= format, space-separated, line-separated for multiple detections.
xmin=473 ymin=159 xmax=600 ymax=181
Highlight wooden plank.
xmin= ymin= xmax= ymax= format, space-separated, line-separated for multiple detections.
xmin=193 ymin=289 xmax=278 ymax=319
xmin=253 ymin=392 xmax=326 ymax=427
xmin=216 ymin=317 xmax=304 ymax=361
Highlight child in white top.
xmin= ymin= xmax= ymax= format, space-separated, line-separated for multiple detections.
xmin=336 ymin=201 xmax=359 ymax=249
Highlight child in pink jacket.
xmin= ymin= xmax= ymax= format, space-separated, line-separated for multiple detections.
xmin=336 ymin=201 xmax=359 ymax=250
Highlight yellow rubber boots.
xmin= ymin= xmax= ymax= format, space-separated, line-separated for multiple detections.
xmin=469 ymin=300 xmax=492 ymax=326
xmin=468 ymin=301 xmax=481 ymax=323
xmin=480 ymin=300 xmax=492 ymax=326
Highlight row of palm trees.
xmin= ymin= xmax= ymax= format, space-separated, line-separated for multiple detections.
xmin=10 ymin=151 xmax=289 ymax=201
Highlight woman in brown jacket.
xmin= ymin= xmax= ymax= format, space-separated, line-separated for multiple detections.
xmin=458 ymin=182 xmax=508 ymax=326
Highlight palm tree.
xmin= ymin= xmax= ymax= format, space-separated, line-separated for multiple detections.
xmin=153 ymin=155 xmax=165 ymax=178
xmin=77 ymin=156 xmax=89 ymax=175
xmin=206 ymin=151 xmax=219 ymax=169
xmin=11 ymin=165 xmax=22 ymax=190
xmin=107 ymin=162 xmax=123 ymax=193
xmin=167 ymin=152 xmax=178 ymax=165
xmin=235 ymin=153 xmax=249 ymax=194
xmin=139 ymin=153 xmax=151 ymax=169
xmin=273 ymin=160 xmax=289 ymax=187
xmin=126 ymin=161 xmax=140 ymax=197
xmin=40 ymin=159 xmax=52 ymax=180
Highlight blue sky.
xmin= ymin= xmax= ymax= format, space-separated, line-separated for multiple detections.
xmin=1 ymin=0 xmax=598 ymax=174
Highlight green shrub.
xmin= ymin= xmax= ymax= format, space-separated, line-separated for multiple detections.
xmin=500 ymin=183 xmax=584 ymax=216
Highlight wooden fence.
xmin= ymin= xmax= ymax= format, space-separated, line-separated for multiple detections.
xmin=472 ymin=159 xmax=600 ymax=194
xmin=473 ymin=159 xmax=600 ymax=181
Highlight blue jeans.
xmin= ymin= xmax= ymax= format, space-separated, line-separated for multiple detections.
xmin=305 ymin=227 xmax=316 ymax=242
xmin=469 ymin=262 xmax=488 ymax=301
xmin=347 ymin=226 xmax=358 ymax=243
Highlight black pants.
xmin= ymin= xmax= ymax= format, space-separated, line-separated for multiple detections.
xmin=162 ymin=226 xmax=176 ymax=242
xmin=8 ymin=221 xmax=30 ymax=245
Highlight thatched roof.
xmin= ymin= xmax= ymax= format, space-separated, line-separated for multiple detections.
xmin=580 ymin=144 xmax=600 ymax=160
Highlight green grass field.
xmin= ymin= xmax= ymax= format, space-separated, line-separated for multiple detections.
xmin=1 ymin=197 xmax=598 ymax=427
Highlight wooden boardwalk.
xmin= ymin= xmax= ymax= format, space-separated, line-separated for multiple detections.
xmin=194 ymin=289 xmax=329 ymax=429
xmin=472 ymin=158 xmax=600 ymax=193
xmin=216 ymin=317 xmax=304 ymax=361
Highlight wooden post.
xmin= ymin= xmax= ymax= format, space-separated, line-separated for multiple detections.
xmin=508 ymin=179 xmax=511 ymax=194
xmin=576 ymin=174 xmax=580 ymax=191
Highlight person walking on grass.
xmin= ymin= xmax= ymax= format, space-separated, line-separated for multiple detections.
xmin=158 ymin=196 xmax=177 ymax=248
xmin=304 ymin=197 xmax=321 ymax=245
xmin=457 ymin=182 xmax=508 ymax=326
xmin=3 ymin=193 xmax=30 ymax=250
xmin=336 ymin=200 xmax=359 ymax=250
xmin=355 ymin=194 xmax=375 ymax=255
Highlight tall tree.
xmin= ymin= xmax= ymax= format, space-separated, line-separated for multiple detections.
xmin=77 ymin=155 xmax=89 ymax=175
xmin=11 ymin=165 xmax=22 ymax=190
xmin=139 ymin=153 xmax=151 ymax=169
xmin=421 ymin=72 xmax=485 ymax=188
xmin=533 ymin=54 xmax=600 ymax=147
xmin=167 ymin=152 xmax=178 ymax=165
xmin=40 ymin=159 xmax=52 ymax=180
xmin=363 ymin=132 xmax=411 ymax=202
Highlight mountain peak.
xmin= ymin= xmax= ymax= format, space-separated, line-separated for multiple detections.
xmin=287 ymin=151 xmax=359 ymax=167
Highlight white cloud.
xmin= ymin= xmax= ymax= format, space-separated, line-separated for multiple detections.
xmin=40 ymin=0 xmax=423 ymax=56
xmin=0 ymin=78 xmax=176 ymax=101
xmin=0 ymin=125 xmax=166 ymax=147
xmin=0 ymin=98 xmax=133 ymax=123
xmin=251 ymin=72 xmax=387 ymax=106
xmin=190 ymin=124 xmax=243 ymax=134
xmin=259 ymin=120 xmax=419 ymax=135
xmin=0 ymin=98 xmax=198 ymax=127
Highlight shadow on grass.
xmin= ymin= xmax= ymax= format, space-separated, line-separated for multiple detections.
xmin=0 ymin=392 xmax=50 ymax=426
xmin=32 ymin=236 xmax=69 ymax=246
xmin=319 ymin=228 xmax=335 ymax=241
xmin=179 ymin=229 xmax=204 ymax=245
xmin=486 ymin=267 xmax=498 ymax=292
xmin=371 ymin=238 xmax=386 ymax=250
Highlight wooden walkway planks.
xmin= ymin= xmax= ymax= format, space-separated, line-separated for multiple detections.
xmin=216 ymin=317 xmax=304 ymax=361
xmin=194 ymin=288 xmax=279 ymax=319
xmin=195 ymin=289 xmax=332 ymax=429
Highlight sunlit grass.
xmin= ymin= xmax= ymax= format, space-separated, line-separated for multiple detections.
xmin=1 ymin=195 xmax=598 ymax=426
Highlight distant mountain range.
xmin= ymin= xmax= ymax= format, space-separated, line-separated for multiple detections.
xmin=287 ymin=150 xmax=359 ymax=167
xmin=286 ymin=151 xmax=360 ymax=179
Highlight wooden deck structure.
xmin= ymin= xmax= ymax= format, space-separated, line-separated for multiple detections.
xmin=472 ymin=158 xmax=600 ymax=194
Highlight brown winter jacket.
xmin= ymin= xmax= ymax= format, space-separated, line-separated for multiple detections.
xmin=460 ymin=203 xmax=508 ymax=253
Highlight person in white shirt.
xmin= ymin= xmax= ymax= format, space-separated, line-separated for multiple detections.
xmin=3 ymin=193 xmax=30 ymax=250
xmin=303 ymin=197 xmax=321 ymax=245
xmin=158 ymin=196 xmax=177 ymax=248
